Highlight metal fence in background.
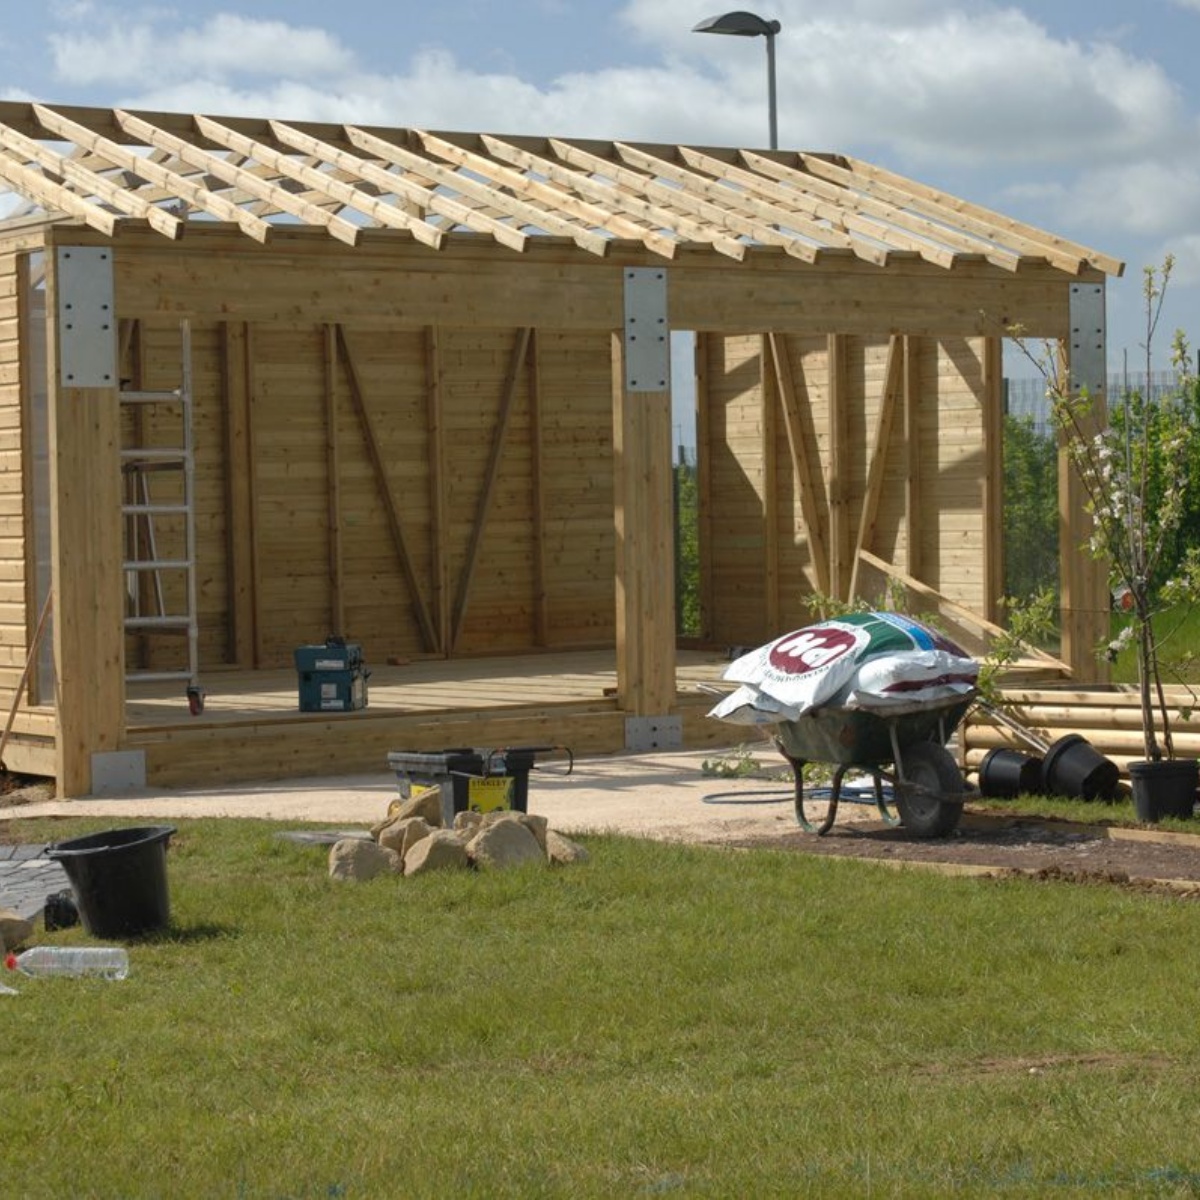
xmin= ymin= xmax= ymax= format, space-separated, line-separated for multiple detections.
xmin=1004 ymin=370 xmax=1179 ymax=437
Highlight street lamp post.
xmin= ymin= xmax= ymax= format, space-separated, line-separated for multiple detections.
xmin=692 ymin=11 xmax=782 ymax=150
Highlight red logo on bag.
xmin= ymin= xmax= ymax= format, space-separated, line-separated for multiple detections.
xmin=767 ymin=626 xmax=857 ymax=675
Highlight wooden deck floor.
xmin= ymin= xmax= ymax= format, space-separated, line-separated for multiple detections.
xmin=93 ymin=649 xmax=740 ymax=792
xmin=124 ymin=649 xmax=731 ymax=728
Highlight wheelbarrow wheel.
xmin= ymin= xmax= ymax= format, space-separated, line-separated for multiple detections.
xmin=895 ymin=742 xmax=964 ymax=839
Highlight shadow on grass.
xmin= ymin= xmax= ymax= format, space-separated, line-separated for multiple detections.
xmin=137 ymin=921 xmax=239 ymax=945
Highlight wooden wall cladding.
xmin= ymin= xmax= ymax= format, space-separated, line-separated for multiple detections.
xmin=120 ymin=318 xmax=617 ymax=672
xmin=701 ymin=331 xmax=989 ymax=647
xmin=0 ymin=252 xmax=27 ymax=693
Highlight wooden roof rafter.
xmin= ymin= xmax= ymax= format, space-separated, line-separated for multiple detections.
xmin=817 ymin=153 xmax=1124 ymax=275
xmin=0 ymin=100 xmax=1123 ymax=277
xmin=267 ymin=120 xmax=528 ymax=252
xmin=480 ymin=134 xmax=745 ymax=259
xmin=545 ymin=138 xmax=749 ymax=261
xmin=115 ymin=109 xmax=362 ymax=246
xmin=673 ymin=144 xmax=896 ymax=267
xmin=30 ymin=103 xmax=273 ymax=242
xmin=341 ymin=125 xmax=610 ymax=256
xmin=414 ymin=130 xmax=679 ymax=259
xmin=0 ymin=123 xmax=178 ymax=236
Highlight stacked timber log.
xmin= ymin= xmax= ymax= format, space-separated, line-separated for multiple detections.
xmin=961 ymin=685 xmax=1200 ymax=780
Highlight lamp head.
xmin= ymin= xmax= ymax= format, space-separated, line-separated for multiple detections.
xmin=692 ymin=11 xmax=781 ymax=37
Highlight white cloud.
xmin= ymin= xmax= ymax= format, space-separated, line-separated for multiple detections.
xmin=1052 ymin=161 xmax=1200 ymax=239
xmin=1172 ymin=0 xmax=1200 ymax=11
xmin=51 ymin=12 xmax=355 ymax=86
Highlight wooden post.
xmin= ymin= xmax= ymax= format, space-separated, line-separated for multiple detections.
xmin=695 ymin=332 xmax=714 ymax=643
xmin=612 ymin=332 xmax=676 ymax=716
xmin=904 ymin=336 xmax=924 ymax=581
xmin=827 ymin=333 xmax=849 ymax=600
xmin=760 ymin=334 xmax=780 ymax=631
xmin=221 ymin=320 xmax=256 ymax=666
xmin=323 ymin=324 xmax=345 ymax=635
xmin=981 ymin=335 xmax=1004 ymax=625
xmin=47 ymin=321 xmax=124 ymax=794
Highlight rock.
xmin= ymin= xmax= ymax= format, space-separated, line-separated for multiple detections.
xmin=404 ymin=829 xmax=470 ymax=876
xmin=377 ymin=816 xmax=432 ymax=858
xmin=0 ymin=907 xmax=33 ymax=952
xmin=385 ymin=784 xmax=445 ymax=828
xmin=328 ymin=838 xmax=402 ymax=881
xmin=468 ymin=820 xmax=545 ymax=870
xmin=483 ymin=810 xmax=548 ymax=854
xmin=546 ymin=830 xmax=590 ymax=866
xmin=453 ymin=810 xmax=484 ymax=837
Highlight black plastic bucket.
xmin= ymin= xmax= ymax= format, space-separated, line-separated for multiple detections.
xmin=47 ymin=826 xmax=176 ymax=938
xmin=978 ymin=747 xmax=1043 ymax=798
xmin=1128 ymin=759 xmax=1199 ymax=822
xmin=1041 ymin=734 xmax=1120 ymax=801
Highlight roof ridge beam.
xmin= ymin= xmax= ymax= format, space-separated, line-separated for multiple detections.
xmin=116 ymin=110 xmax=361 ymax=246
xmin=416 ymin=130 xmax=677 ymax=259
xmin=345 ymin=126 xmax=609 ymax=257
xmin=32 ymin=103 xmax=272 ymax=242
xmin=194 ymin=115 xmax=444 ymax=248
xmin=546 ymin=138 xmax=747 ymax=260
xmin=0 ymin=121 xmax=183 ymax=240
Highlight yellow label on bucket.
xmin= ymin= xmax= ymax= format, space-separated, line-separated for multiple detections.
xmin=469 ymin=776 xmax=514 ymax=813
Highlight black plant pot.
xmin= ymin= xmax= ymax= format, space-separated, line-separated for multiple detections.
xmin=1041 ymin=734 xmax=1120 ymax=802
xmin=1128 ymin=759 xmax=1199 ymax=823
xmin=978 ymin=747 xmax=1043 ymax=799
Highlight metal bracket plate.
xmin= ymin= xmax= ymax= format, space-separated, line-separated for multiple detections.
xmin=90 ymin=749 xmax=147 ymax=794
xmin=624 ymin=715 xmax=683 ymax=752
xmin=56 ymin=246 xmax=117 ymax=388
xmin=1068 ymin=281 xmax=1106 ymax=396
xmin=622 ymin=267 xmax=669 ymax=392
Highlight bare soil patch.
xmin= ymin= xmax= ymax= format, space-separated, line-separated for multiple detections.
xmin=720 ymin=811 xmax=1200 ymax=894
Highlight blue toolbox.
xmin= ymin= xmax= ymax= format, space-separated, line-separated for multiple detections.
xmin=294 ymin=637 xmax=368 ymax=712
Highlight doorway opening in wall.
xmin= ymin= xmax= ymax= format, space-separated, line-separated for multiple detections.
xmin=1000 ymin=338 xmax=1061 ymax=650
xmin=671 ymin=331 xmax=701 ymax=640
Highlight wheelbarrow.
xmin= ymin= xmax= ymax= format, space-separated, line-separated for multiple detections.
xmin=772 ymin=693 xmax=976 ymax=838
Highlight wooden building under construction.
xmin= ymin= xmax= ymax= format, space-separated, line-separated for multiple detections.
xmin=0 ymin=101 xmax=1123 ymax=796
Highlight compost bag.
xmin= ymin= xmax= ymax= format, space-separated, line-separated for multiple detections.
xmin=708 ymin=611 xmax=979 ymax=727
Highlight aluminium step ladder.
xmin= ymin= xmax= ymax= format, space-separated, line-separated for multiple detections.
xmin=120 ymin=319 xmax=204 ymax=714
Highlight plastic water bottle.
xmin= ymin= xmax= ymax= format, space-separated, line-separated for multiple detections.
xmin=4 ymin=946 xmax=129 ymax=980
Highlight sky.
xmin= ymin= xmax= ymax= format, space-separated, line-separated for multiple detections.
xmin=3 ymin=0 xmax=1200 ymax=384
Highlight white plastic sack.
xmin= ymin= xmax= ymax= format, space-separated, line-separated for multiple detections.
xmin=708 ymin=611 xmax=978 ymax=726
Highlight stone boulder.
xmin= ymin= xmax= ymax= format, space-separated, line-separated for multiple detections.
xmin=377 ymin=816 xmax=432 ymax=858
xmin=546 ymin=830 xmax=590 ymax=866
xmin=384 ymin=784 xmax=444 ymax=828
xmin=453 ymin=810 xmax=485 ymax=838
xmin=482 ymin=810 xmax=549 ymax=854
xmin=467 ymin=819 xmax=545 ymax=870
xmin=328 ymin=838 xmax=402 ymax=882
xmin=0 ymin=906 xmax=33 ymax=952
xmin=404 ymin=829 xmax=470 ymax=876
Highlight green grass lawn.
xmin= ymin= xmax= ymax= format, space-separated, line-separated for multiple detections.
xmin=1106 ymin=602 xmax=1200 ymax=686
xmin=5 ymin=816 xmax=1200 ymax=1197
